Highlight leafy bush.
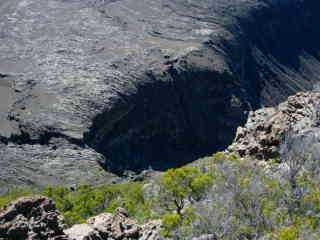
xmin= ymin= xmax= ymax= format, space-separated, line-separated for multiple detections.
xmin=1 ymin=151 xmax=320 ymax=239
xmin=177 ymin=152 xmax=320 ymax=239
xmin=161 ymin=213 xmax=181 ymax=237
xmin=42 ymin=182 xmax=152 ymax=225
xmin=0 ymin=188 xmax=34 ymax=209
xmin=275 ymin=226 xmax=299 ymax=240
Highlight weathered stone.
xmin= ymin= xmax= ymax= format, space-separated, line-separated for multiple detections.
xmin=66 ymin=208 xmax=162 ymax=240
xmin=140 ymin=220 xmax=162 ymax=240
xmin=0 ymin=196 xmax=69 ymax=240
xmin=229 ymin=92 xmax=320 ymax=160
xmin=65 ymin=224 xmax=101 ymax=240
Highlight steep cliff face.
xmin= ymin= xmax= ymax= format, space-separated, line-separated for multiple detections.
xmin=84 ymin=0 xmax=320 ymax=172
xmin=84 ymin=63 xmax=248 ymax=172
xmin=234 ymin=0 xmax=320 ymax=106
xmin=1 ymin=0 xmax=320 ymax=187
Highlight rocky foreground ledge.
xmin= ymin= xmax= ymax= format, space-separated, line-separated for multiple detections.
xmin=0 ymin=196 xmax=161 ymax=240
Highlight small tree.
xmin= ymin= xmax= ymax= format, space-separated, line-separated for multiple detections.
xmin=159 ymin=166 xmax=213 ymax=218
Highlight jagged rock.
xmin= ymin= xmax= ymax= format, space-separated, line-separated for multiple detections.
xmin=229 ymin=92 xmax=320 ymax=160
xmin=0 ymin=198 xmax=160 ymax=240
xmin=1 ymin=0 xmax=320 ymax=189
xmin=140 ymin=220 xmax=162 ymax=240
xmin=0 ymin=196 xmax=69 ymax=240
xmin=66 ymin=208 xmax=162 ymax=240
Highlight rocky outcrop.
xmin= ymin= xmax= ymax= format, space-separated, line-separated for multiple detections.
xmin=0 ymin=197 xmax=162 ymax=240
xmin=229 ymin=92 xmax=320 ymax=160
xmin=0 ymin=196 xmax=68 ymax=240
xmin=65 ymin=208 xmax=162 ymax=240
xmin=1 ymin=0 xmax=320 ymax=188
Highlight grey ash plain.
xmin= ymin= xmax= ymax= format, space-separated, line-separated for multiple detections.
xmin=1 ymin=0 xmax=320 ymax=192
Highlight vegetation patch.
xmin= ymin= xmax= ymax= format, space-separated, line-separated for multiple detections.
xmin=1 ymin=147 xmax=320 ymax=239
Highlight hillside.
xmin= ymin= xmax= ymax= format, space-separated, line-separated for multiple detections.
xmin=1 ymin=0 xmax=320 ymax=191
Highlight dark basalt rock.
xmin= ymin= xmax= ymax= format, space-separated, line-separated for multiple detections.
xmin=0 ymin=196 xmax=69 ymax=240
xmin=1 ymin=0 xmax=320 ymax=188
xmin=0 ymin=197 xmax=162 ymax=240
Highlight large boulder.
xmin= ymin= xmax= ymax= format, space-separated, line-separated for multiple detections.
xmin=0 ymin=196 xmax=69 ymax=240
xmin=1 ymin=0 xmax=320 ymax=189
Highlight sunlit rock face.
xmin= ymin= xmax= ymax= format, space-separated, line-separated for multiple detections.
xmin=1 ymin=0 xmax=320 ymax=187
xmin=229 ymin=91 xmax=320 ymax=160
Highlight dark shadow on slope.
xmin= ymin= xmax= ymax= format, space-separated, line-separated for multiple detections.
xmin=85 ymin=0 xmax=320 ymax=175
xmin=231 ymin=0 xmax=320 ymax=106
xmin=84 ymin=67 xmax=249 ymax=174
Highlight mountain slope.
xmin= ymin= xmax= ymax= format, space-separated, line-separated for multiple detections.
xmin=1 ymin=0 xmax=320 ymax=189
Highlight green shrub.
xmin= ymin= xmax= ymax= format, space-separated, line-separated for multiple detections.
xmin=41 ymin=182 xmax=152 ymax=225
xmin=161 ymin=213 xmax=181 ymax=237
xmin=275 ymin=226 xmax=299 ymax=240
xmin=0 ymin=188 xmax=34 ymax=209
xmin=2 ymin=151 xmax=320 ymax=240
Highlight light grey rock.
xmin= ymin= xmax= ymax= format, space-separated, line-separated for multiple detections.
xmin=65 ymin=224 xmax=101 ymax=240
xmin=229 ymin=91 xmax=320 ymax=160
xmin=65 ymin=208 xmax=162 ymax=240
xmin=0 ymin=139 xmax=114 ymax=195
xmin=192 ymin=234 xmax=217 ymax=240
xmin=140 ymin=220 xmax=162 ymax=240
